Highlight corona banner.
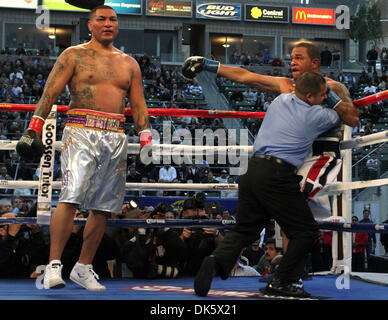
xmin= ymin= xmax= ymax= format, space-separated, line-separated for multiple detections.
xmin=292 ymin=7 xmax=335 ymax=26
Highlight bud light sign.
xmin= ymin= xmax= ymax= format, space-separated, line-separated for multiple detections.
xmin=196 ymin=2 xmax=241 ymax=20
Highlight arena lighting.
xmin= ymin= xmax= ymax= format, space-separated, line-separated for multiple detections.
xmin=48 ymin=34 xmax=56 ymax=39
xmin=222 ymin=36 xmax=230 ymax=48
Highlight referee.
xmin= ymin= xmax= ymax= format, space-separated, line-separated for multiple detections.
xmin=194 ymin=72 xmax=349 ymax=298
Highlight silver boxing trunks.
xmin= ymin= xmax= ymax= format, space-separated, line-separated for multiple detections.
xmin=59 ymin=109 xmax=127 ymax=213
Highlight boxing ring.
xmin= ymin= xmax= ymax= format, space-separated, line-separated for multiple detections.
xmin=0 ymin=94 xmax=388 ymax=301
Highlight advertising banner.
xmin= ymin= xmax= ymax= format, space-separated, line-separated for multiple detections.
xmin=147 ymin=0 xmax=192 ymax=17
xmin=43 ymin=0 xmax=142 ymax=14
xmin=0 ymin=0 xmax=38 ymax=9
xmin=196 ymin=2 xmax=241 ymax=21
xmin=292 ymin=7 xmax=335 ymax=26
xmin=245 ymin=4 xmax=288 ymax=23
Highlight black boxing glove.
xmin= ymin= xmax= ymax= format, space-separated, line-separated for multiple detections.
xmin=182 ymin=56 xmax=220 ymax=80
xmin=16 ymin=116 xmax=45 ymax=161
xmin=65 ymin=0 xmax=105 ymax=10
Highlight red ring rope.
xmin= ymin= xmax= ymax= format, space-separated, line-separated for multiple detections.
xmin=0 ymin=89 xmax=386 ymax=119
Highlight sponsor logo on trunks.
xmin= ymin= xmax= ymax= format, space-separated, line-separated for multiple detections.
xmin=85 ymin=115 xmax=121 ymax=131
xmin=120 ymin=285 xmax=258 ymax=298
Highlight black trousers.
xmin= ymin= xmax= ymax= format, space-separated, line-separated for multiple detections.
xmin=212 ymin=156 xmax=319 ymax=283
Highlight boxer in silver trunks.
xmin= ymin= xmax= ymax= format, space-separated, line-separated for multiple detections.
xmin=16 ymin=5 xmax=151 ymax=290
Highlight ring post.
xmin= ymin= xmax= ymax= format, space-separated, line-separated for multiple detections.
xmin=37 ymin=105 xmax=57 ymax=225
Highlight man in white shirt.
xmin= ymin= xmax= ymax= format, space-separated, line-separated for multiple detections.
xmin=363 ymin=82 xmax=376 ymax=95
xmin=189 ymin=80 xmax=203 ymax=96
xmin=159 ymin=164 xmax=177 ymax=183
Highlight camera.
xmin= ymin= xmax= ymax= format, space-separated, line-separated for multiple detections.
xmin=150 ymin=202 xmax=170 ymax=218
xmin=183 ymin=192 xmax=206 ymax=213
xmin=205 ymin=201 xmax=222 ymax=219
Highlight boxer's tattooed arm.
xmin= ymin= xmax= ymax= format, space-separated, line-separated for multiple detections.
xmin=34 ymin=49 xmax=73 ymax=119
xmin=134 ymin=111 xmax=150 ymax=132
xmin=329 ymin=81 xmax=359 ymax=127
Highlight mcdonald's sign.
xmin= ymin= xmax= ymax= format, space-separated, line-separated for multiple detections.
xmin=292 ymin=7 xmax=335 ymax=25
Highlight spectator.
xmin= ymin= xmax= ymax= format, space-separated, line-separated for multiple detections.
xmin=11 ymin=80 xmax=23 ymax=102
xmin=159 ymin=87 xmax=172 ymax=102
xmin=127 ymin=165 xmax=142 ymax=183
xmin=359 ymin=209 xmax=377 ymax=261
xmin=363 ymin=81 xmax=376 ymax=95
xmin=188 ymin=80 xmax=203 ymax=97
xmin=186 ymin=161 xmax=201 ymax=183
xmin=366 ymin=46 xmax=378 ymax=73
xmin=220 ymin=176 xmax=238 ymax=198
xmin=241 ymin=238 xmax=264 ymax=267
xmin=242 ymin=87 xmax=257 ymax=103
xmin=230 ymin=88 xmax=244 ymax=103
xmin=332 ymin=47 xmax=341 ymax=68
xmin=263 ymin=96 xmax=273 ymax=111
xmin=366 ymin=152 xmax=380 ymax=180
xmin=351 ymin=216 xmax=368 ymax=272
xmin=345 ymin=73 xmax=357 ymax=89
xmin=320 ymin=46 xmax=332 ymax=67
xmin=358 ymin=71 xmax=370 ymax=86
xmin=179 ymin=194 xmax=224 ymax=276
xmin=159 ymin=164 xmax=177 ymax=183
xmin=13 ymin=178 xmax=33 ymax=197
xmin=215 ymin=169 xmax=228 ymax=183
xmin=353 ymin=152 xmax=368 ymax=181
xmin=0 ymin=200 xmax=12 ymax=215
xmin=380 ymin=218 xmax=388 ymax=256
xmin=9 ymin=67 xmax=24 ymax=84
xmin=229 ymin=255 xmax=261 ymax=277
xmin=126 ymin=128 xmax=139 ymax=144
xmin=0 ymin=166 xmax=13 ymax=195
xmin=263 ymin=49 xmax=270 ymax=64
xmin=254 ymin=238 xmax=283 ymax=276
xmin=0 ymin=73 xmax=9 ymax=86
xmin=381 ymin=47 xmax=388 ymax=72
xmin=367 ymin=102 xmax=384 ymax=124
xmin=0 ymin=212 xmax=49 ymax=278
xmin=198 ymin=161 xmax=210 ymax=183
xmin=363 ymin=121 xmax=374 ymax=135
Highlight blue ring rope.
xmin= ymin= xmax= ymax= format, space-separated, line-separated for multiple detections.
xmin=1 ymin=217 xmax=388 ymax=233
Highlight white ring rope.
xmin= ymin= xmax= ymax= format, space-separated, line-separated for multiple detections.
xmin=1 ymin=179 xmax=387 ymax=194
xmin=1 ymin=129 xmax=387 ymax=153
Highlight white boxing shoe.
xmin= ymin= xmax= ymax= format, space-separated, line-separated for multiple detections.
xmin=70 ymin=262 xmax=106 ymax=291
xmin=43 ymin=260 xmax=66 ymax=289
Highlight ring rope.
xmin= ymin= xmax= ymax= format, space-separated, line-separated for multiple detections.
xmin=1 ymin=129 xmax=388 ymax=152
xmin=0 ymin=89 xmax=387 ymax=119
xmin=1 ymin=179 xmax=387 ymax=194
xmin=1 ymin=217 xmax=388 ymax=234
